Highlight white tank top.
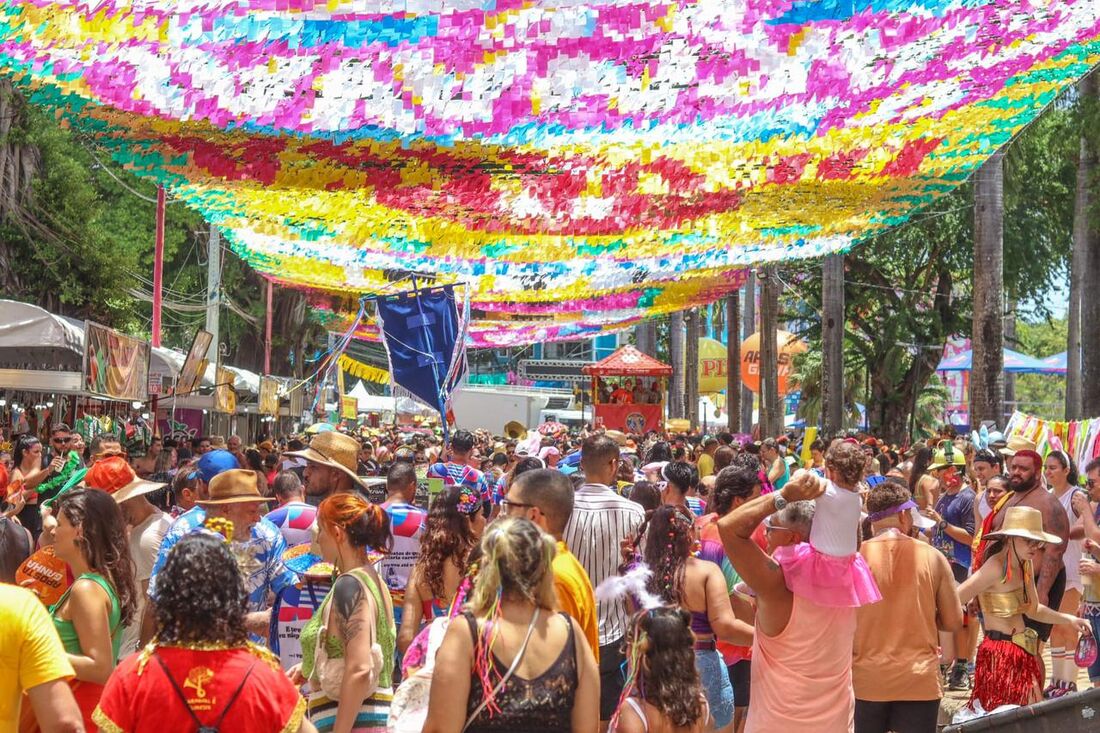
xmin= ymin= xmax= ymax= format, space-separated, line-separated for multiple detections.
xmin=1056 ymin=487 xmax=1084 ymax=591
xmin=810 ymin=481 xmax=862 ymax=557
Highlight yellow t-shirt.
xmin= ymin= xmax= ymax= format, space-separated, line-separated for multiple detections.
xmin=553 ymin=542 xmax=600 ymax=663
xmin=697 ymin=453 xmax=715 ymax=479
xmin=0 ymin=584 xmax=75 ymax=728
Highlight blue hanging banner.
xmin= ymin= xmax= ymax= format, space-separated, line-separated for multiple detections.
xmin=375 ymin=284 xmax=467 ymax=428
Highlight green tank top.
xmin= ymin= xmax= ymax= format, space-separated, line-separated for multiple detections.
xmin=300 ymin=567 xmax=395 ymax=689
xmin=50 ymin=572 xmax=123 ymax=661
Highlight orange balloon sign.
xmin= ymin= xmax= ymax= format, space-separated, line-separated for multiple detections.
xmin=740 ymin=331 xmax=808 ymax=395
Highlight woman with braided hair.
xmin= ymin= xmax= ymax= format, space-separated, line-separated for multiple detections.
xmin=424 ymin=517 xmax=599 ymax=733
xmin=613 ymin=607 xmax=709 ymax=733
xmin=636 ymin=505 xmax=753 ymax=733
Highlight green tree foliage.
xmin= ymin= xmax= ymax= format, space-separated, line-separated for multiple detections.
xmin=0 ymin=84 xmax=324 ymax=374
xmin=785 ymin=91 xmax=1078 ymax=441
xmin=1013 ymin=318 xmax=1067 ymax=419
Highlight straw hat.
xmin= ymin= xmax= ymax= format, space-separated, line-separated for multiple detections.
xmin=197 ymin=469 xmax=269 ymax=505
xmin=112 ymin=476 xmax=168 ymax=505
xmin=986 ymin=506 xmax=1062 ymax=545
xmin=999 ymin=436 xmax=1036 ymax=457
xmin=284 ymin=431 xmax=369 ymax=489
xmin=504 ymin=421 xmax=528 ymax=440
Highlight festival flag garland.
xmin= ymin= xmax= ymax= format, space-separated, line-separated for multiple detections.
xmin=0 ymin=0 xmax=1098 ymax=346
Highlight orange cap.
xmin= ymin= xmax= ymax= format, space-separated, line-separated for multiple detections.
xmin=84 ymin=456 xmax=136 ymax=494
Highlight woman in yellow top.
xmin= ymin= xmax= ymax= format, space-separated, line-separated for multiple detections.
xmin=958 ymin=506 xmax=1091 ymax=712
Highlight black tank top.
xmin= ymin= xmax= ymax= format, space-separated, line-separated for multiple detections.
xmin=463 ymin=611 xmax=578 ymax=733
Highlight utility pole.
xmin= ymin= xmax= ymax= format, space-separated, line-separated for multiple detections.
xmin=970 ymin=151 xmax=1006 ymax=428
xmin=685 ymin=308 xmax=699 ymax=428
xmin=205 ymin=223 xmax=222 ymax=364
xmin=741 ymin=272 xmax=756 ymax=433
xmin=150 ymin=185 xmax=165 ymax=435
xmin=759 ymin=267 xmax=781 ymax=437
xmin=822 ymin=253 xmax=845 ymax=437
xmin=264 ymin=279 xmax=273 ymax=375
xmin=726 ymin=292 xmax=740 ymax=432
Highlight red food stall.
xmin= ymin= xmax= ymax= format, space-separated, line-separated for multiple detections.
xmin=583 ymin=345 xmax=671 ymax=434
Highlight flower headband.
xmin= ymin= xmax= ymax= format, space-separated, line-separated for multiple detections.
xmin=456 ymin=484 xmax=483 ymax=515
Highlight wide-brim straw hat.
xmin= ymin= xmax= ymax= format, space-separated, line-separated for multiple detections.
xmin=986 ymin=506 xmax=1062 ymax=545
xmin=504 ymin=421 xmax=528 ymax=440
xmin=112 ymin=477 xmax=168 ymax=505
xmin=197 ymin=469 xmax=270 ymax=505
xmin=999 ymin=436 xmax=1036 ymax=457
xmin=284 ymin=431 xmax=369 ymax=489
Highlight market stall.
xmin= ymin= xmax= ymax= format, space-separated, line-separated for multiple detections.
xmin=582 ymin=346 xmax=671 ymax=434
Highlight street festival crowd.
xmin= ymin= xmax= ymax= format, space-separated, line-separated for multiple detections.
xmin=1 ymin=420 xmax=1100 ymax=733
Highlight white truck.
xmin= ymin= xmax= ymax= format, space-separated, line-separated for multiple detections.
xmin=450 ymin=386 xmax=575 ymax=434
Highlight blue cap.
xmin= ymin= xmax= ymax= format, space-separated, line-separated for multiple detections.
xmin=197 ymin=450 xmax=240 ymax=484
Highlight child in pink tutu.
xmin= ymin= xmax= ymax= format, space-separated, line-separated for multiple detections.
xmin=772 ymin=440 xmax=882 ymax=608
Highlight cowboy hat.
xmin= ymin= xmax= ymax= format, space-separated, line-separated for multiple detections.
xmin=985 ymin=506 xmax=1062 ymax=545
xmin=285 ymin=431 xmax=370 ymax=489
xmin=504 ymin=421 xmax=528 ymax=440
xmin=999 ymin=436 xmax=1036 ymax=457
xmin=112 ymin=476 xmax=168 ymax=505
xmin=197 ymin=469 xmax=269 ymax=505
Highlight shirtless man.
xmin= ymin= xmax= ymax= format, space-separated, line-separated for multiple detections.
xmin=133 ymin=437 xmax=162 ymax=478
xmin=989 ymin=450 xmax=1069 ymax=645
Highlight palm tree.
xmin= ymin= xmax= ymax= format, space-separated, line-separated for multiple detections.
xmin=971 ymin=150 xmax=1006 ymax=427
xmin=791 ymin=350 xmax=863 ymax=429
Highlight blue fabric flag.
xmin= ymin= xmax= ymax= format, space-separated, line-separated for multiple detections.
xmin=375 ymin=284 xmax=466 ymax=425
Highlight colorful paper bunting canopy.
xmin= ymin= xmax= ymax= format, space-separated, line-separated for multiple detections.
xmin=0 ymin=0 xmax=1098 ymax=345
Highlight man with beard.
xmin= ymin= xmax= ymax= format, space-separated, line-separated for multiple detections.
xmin=985 ymin=450 xmax=1069 ymax=659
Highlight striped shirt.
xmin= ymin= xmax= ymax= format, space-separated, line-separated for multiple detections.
xmin=563 ymin=483 xmax=645 ymax=646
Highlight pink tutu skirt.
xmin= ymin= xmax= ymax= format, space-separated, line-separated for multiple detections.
xmin=773 ymin=542 xmax=882 ymax=608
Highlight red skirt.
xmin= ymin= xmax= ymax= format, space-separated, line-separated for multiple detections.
xmin=969 ymin=636 xmax=1041 ymax=711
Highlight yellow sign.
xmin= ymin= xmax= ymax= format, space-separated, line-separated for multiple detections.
xmin=259 ymin=377 xmax=280 ymax=415
xmin=698 ymin=337 xmax=730 ymax=394
xmin=341 ymin=395 xmax=358 ymax=419
xmin=215 ymin=366 xmax=237 ymax=414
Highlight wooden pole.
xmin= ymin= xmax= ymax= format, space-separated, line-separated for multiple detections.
xmin=759 ymin=267 xmax=780 ymax=437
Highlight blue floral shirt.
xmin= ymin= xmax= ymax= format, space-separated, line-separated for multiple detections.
xmin=147 ymin=506 xmax=298 ymax=612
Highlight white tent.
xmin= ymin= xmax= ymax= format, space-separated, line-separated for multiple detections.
xmin=348 ymin=380 xmax=397 ymax=413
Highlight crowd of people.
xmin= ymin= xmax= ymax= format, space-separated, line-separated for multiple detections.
xmin=1 ymin=419 xmax=1099 ymax=733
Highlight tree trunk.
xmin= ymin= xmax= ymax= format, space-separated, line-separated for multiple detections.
xmin=685 ymin=309 xmax=700 ymax=428
xmin=634 ymin=320 xmax=657 ymax=357
xmin=759 ymin=267 xmax=781 ymax=437
xmin=822 ymin=253 xmax=845 ymax=438
xmin=1003 ymin=299 xmax=1016 ymax=413
xmin=1078 ymin=73 xmax=1100 ymax=416
xmin=726 ymin=293 xmax=740 ymax=432
xmin=1067 ymin=127 xmax=1089 ymax=419
xmin=669 ymin=311 xmax=685 ymax=419
xmin=741 ymin=272 xmax=756 ymax=433
xmin=971 ymin=150 xmax=1006 ymax=428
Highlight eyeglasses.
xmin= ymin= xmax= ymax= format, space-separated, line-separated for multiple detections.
xmin=500 ymin=498 xmax=536 ymax=512
xmin=52 ymin=437 xmax=72 ymax=444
